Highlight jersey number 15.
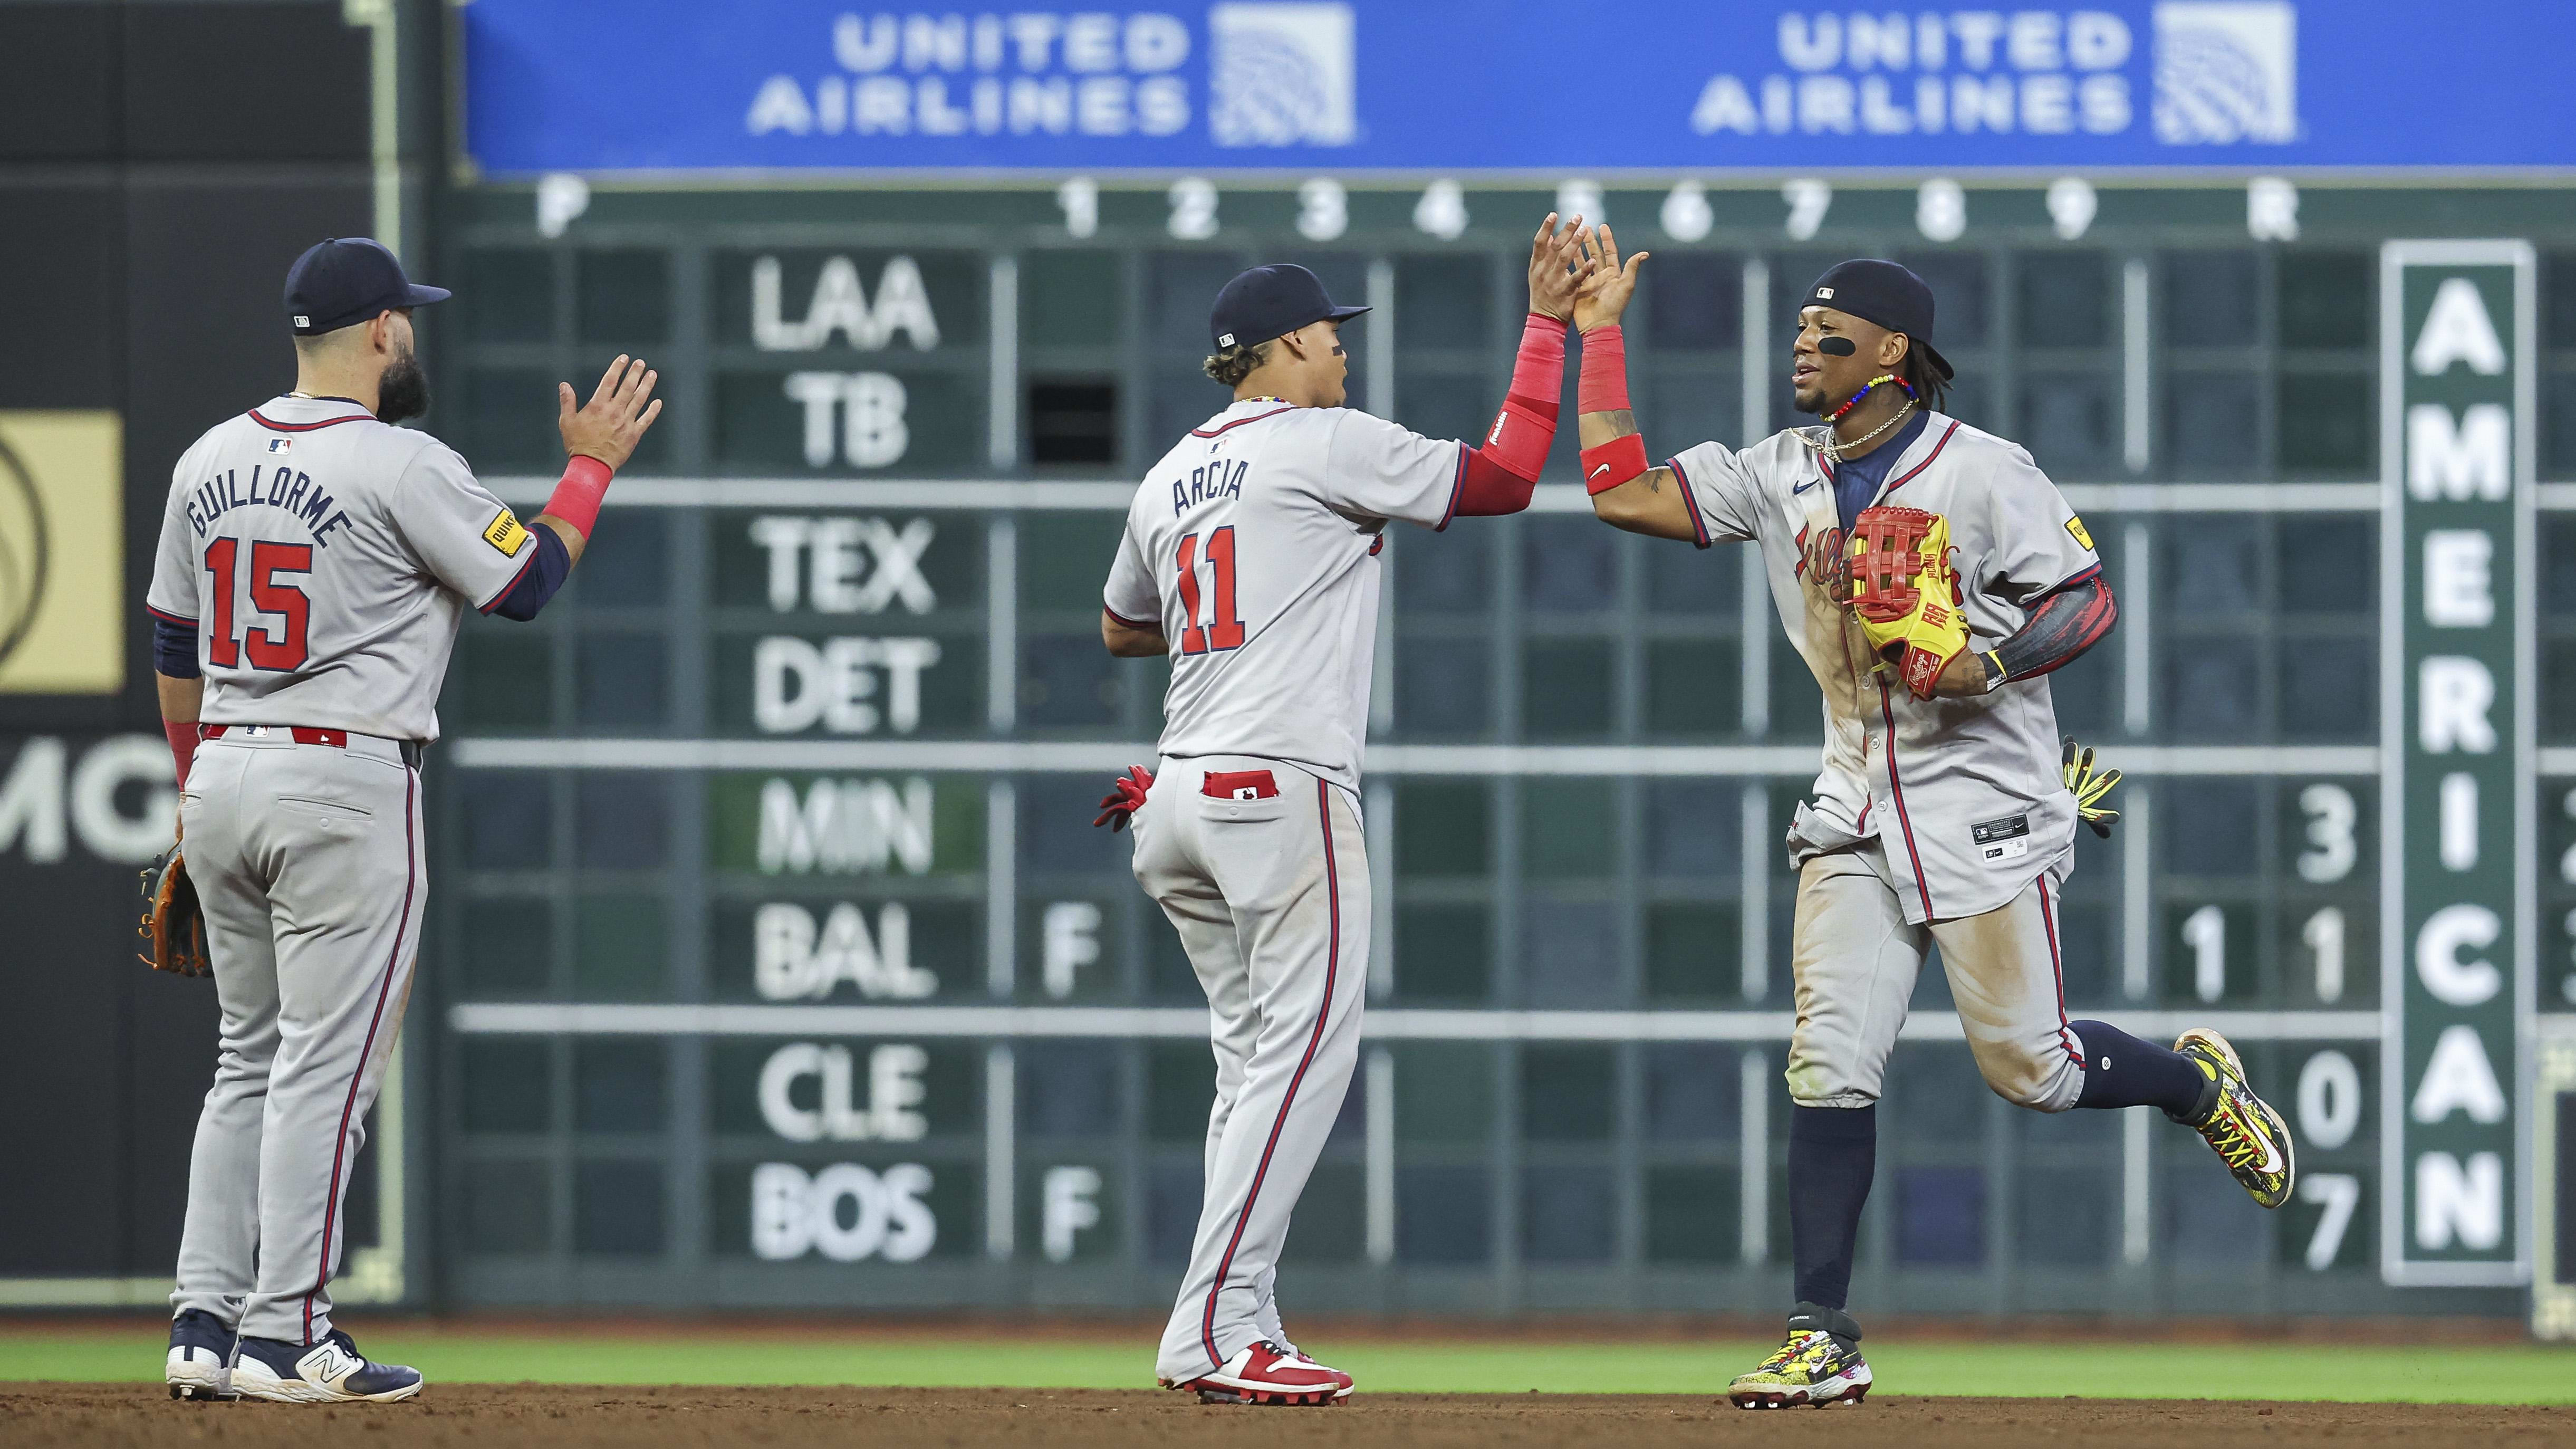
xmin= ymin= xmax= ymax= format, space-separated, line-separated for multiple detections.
xmin=204 ymin=538 xmax=312 ymax=671
xmin=1174 ymin=527 xmax=1244 ymax=656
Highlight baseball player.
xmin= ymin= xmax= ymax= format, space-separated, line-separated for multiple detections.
xmin=1568 ymin=233 xmax=2296 ymax=1408
xmin=148 ymin=238 xmax=660 ymax=1403
xmin=1091 ymin=221 xmax=1592 ymax=1404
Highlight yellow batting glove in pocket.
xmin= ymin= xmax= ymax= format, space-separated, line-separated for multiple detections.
xmin=2061 ymin=734 xmax=2122 ymax=838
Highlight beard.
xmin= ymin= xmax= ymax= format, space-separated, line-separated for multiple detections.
xmin=376 ymin=344 xmax=430 ymax=424
xmin=1792 ymin=384 xmax=1827 ymax=416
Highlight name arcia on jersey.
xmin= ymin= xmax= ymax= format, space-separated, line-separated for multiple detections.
xmin=184 ymin=463 xmax=353 ymax=548
xmin=1171 ymin=459 xmax=1246 ymax=517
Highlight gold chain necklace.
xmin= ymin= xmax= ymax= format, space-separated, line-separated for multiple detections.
xmin=1798 ymin=399 xmax=1916 ymax=464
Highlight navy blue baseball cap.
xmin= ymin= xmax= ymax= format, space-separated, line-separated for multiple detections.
xmin=284 ymin=237 xmax=450 ymax=337
xmin=1804 ymin=259 xmax=1953 ymax=380
xmin=1209 ymin=263 xmax=1368 ymax=351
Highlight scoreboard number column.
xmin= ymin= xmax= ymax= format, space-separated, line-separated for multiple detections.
xmin=2378 ymin=241 xmax=2537 ymax=1287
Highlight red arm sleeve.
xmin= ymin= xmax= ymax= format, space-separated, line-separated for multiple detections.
xmin=1450 ymin=313 xmax=1568 ymax=517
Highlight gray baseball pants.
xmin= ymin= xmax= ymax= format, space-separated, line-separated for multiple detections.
xmin=1130 ymin=755 xmax=1368 ymax=1386
xmin=169 ymin=728 xmax=423 ymax=1345
xmin=1785 ymin=841 xmax=2085 ymax=1114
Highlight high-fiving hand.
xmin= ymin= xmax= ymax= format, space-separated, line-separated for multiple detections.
xmin=1573 ymin=224 xmax=1650 ymax=334
xmin=559 ymin=354 xmax=664 ymax=471
xmin=1526 ymin=213 xmax=1597 ymax=324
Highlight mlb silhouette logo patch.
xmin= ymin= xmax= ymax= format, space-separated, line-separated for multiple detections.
xmin=267 ymin=438 xmax=292 ymax=454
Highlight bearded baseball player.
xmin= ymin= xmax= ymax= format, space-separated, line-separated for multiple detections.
xmin=1091 ymin=220 xmax=1593 ymax=1404
xmin=147 ymin=238 xmax=660 ymax=1403
xmin=1569 ymin=233 xmax=2296 ymax=1408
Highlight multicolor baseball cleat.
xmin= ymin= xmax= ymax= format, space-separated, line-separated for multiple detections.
xmin=165 ymin=1309 xmax=238 ymax=1400
xmin=1168 ymin=1340 xmax=1353 ymax=1405
xmin=1727 ymin=1315 xmax=1872 ymax=1409
xmin=2172 ymin=1028 xmax=2296 ymax=1210
xmin=229 ymin=1329 xmax=424 ymax=1404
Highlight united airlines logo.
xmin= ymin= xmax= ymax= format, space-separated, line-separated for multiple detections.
xmin=1209 ymin=3 xmax=1357 ymax=147
xmin=1685 ymin=5 xmax=2303 ymax=150
xmin=2152 ymin=2 xmax=2299 ymax=145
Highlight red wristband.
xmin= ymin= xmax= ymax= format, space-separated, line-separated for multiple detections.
xmin=166 ymin=718 xmax=197 ymax=789
xmin=1578 ymin=324 xmax=1631 ymax=415
xmin=1581 ymin=434 xmax=1650 ymax=495
xmin=543 ymin=455 xmax=615 ymax=539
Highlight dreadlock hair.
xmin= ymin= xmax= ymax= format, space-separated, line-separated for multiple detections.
xmin=1895 ymin=338 xmax=1950 ymax=416
xmin=1202 ymin=337 xmax=1275 ymax=387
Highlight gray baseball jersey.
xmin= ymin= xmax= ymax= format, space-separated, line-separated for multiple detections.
xmin=1667 ymin=412 xmax=2101 ymax=925
xmin=146 ymin=395 xmax=540 ymax=743
xmin=1103 ymin=399 xmax=1465 ymax=793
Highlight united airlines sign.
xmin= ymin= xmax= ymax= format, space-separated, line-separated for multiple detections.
xmin=463 ymin=1 xmax=2575 ymax=175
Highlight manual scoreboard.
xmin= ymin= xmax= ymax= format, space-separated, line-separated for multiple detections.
xmin=423 ymin=176 xmax=2575 ymax=1314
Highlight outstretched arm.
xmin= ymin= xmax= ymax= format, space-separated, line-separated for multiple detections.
xmin=1569 ymin=227 xmax=1698 ymax=541
xmin=1449 ymin=214 xmax=1594 ymax=519
xmin=486 ymin=356 xmax=665 ymax=621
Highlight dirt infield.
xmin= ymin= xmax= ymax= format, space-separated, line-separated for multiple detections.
xmin=8 ymin=1385 xmax=2574 ymax=1449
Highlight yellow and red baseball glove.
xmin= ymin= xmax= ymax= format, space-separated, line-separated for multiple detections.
xmin=1846 ymin=504 xmax=1969 ymax=700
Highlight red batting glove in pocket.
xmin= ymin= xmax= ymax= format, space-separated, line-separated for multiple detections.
xmin=1093 ymin=765 xmax=1155 ymax=830
xmin=1201 ymin=769 xmax=1279 ymax=801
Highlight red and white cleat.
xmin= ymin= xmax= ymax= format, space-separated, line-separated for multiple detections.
xmin=1172 ymin=1340 xmax=1353 ymax=1405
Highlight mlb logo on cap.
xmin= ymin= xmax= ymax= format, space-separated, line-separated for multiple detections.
xmin=1816 ymin=287 xmax=1834 ymax=299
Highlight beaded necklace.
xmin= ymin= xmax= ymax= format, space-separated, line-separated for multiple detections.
xmin=1799 ymin=373 xmax=1918 ymax=463
xmin=1237 ymin=396 xmax=1290 ymax=406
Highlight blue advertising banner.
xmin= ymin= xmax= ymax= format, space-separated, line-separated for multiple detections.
xmin=463 ymin=2 xmax=2576 ymax=177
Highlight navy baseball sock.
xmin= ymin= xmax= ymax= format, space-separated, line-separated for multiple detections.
xmin=1787 ymin=1103 xmax=1877 ymax=1313
xmin=2069 ymin=1021 xmax=2215 ymax=1119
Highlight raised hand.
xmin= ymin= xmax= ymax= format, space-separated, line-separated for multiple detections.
xmin=1526 ymin=212 xmax=1595 ymax=323
xmin=1573 ymin=224 xmax=1649 ymax=334
xmin=559 ymin=354 xmax=664 ymax=469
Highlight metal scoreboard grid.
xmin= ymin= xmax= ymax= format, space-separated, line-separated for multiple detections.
xmin=423 ymin=177 xmax=2576 ymax=1317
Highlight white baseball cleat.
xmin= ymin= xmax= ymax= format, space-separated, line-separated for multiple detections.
xmin=165 ymin=1310 xmax=237 ymax=1400
xmin=229 ymin=1329 xmax=424 ymax=1403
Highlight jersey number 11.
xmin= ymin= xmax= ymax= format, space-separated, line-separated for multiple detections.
xmin=1174 ymin=527 xmax=1244 ymax=656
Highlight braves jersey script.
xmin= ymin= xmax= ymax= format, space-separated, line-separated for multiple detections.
xmin=146 ymin=395 xmax=539 ymax=742
xmin=1104 ymin=399 xmax=1467 ymax=792
xmin=1667 ymin=411 xmax=2101 ymax=923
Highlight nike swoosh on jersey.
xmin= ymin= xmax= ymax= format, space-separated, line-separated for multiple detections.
xmin=1793 ymin=479 xmax=1821 ymax=494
